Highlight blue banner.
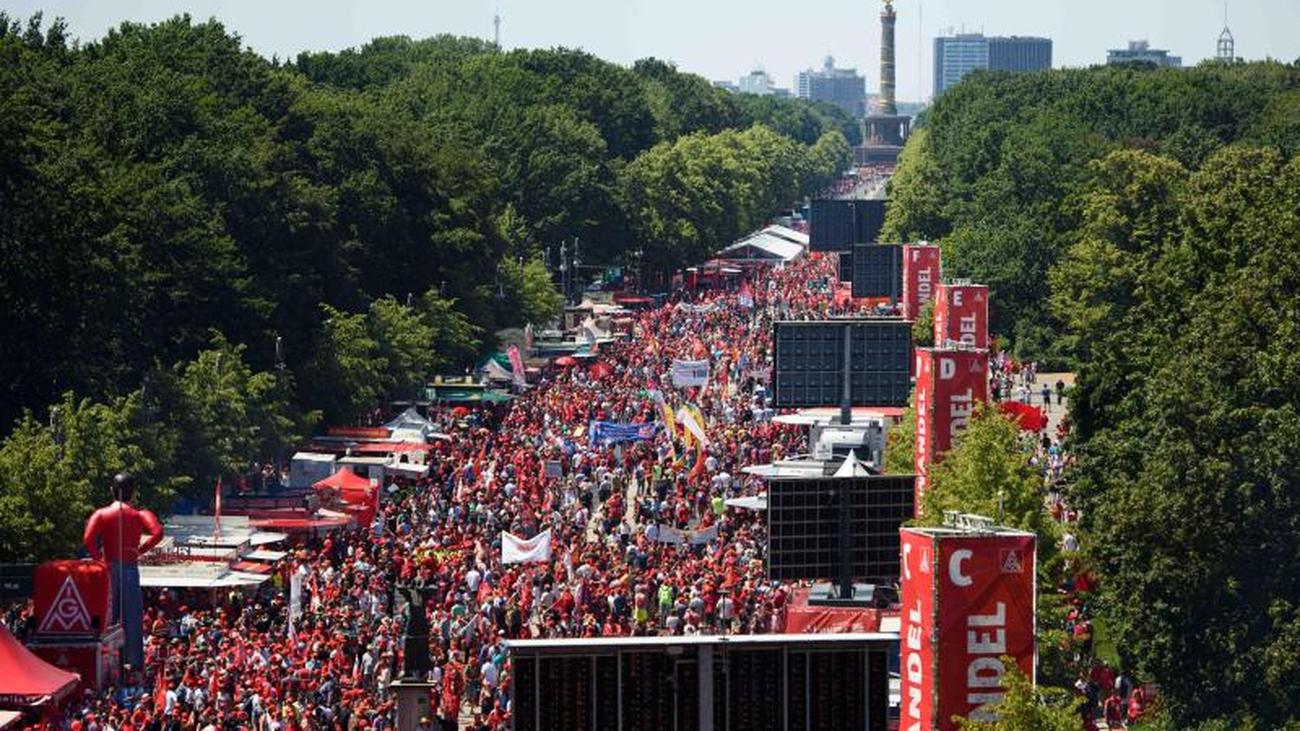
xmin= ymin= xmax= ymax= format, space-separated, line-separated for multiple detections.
xmin=589 ymin=421 xmax=659 ymax=446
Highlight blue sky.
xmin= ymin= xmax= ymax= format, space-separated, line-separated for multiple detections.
xmin=6 ymin=0 xmax=1298 ymax=101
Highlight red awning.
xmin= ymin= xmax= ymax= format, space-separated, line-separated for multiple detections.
xmin=349 ymin=441 xmax=430 ymax=454
xmin=249 ymin=514 xmax=354 ymax=532
xmin=230 ymin=561 xmax=273 ymax=575
xmin=0 ymin=625 xmax=79 ymax=706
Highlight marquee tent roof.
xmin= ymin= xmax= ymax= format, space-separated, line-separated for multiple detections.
xmin=0 ymin=625 xmax=79 ymax=706
xmin=717 ymin=225 xmax=809 ymax=263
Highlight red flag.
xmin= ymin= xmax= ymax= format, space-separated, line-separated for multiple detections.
xmin=154 ymin=666 xmax=167 ymax=714
xmin=213 ymin=476 xmax=222 ymax=538
xmin=689 ymin=444 xmax=708 ymax=484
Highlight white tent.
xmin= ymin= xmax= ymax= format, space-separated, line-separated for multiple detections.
xmin=385 ymin=407 xmax=437 ymax=440
xmin=717 ymin=225 xmax=808 ymax=263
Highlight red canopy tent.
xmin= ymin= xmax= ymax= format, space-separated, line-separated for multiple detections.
xmin=312 ymin=470 xmax=379 ymax=526
xmin=0 ymin=625 xmax=79 ymax=709
xmin=313 ymin=469 xmax=373 ymax=494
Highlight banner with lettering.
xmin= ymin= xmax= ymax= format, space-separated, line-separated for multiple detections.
xmin=588 ymin=421 xmax=659 ymax=446
xmin=935 ymin=533 xmax=1037 ymax=730
xmin=670 ymin=359 xmax=710 ymax=387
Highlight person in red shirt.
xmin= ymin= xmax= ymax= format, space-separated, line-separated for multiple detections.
xmin=83 ymin=472 xmax=165 ymax=671
xmin=1103 ymin=691 xmax=1124 ymax=729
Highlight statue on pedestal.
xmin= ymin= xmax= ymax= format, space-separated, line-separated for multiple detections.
xmin=397 ymin=584 xmax=433 ymax=680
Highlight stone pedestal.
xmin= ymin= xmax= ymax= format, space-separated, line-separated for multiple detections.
xmin=390 ymin=678 xmax=437 ymax=731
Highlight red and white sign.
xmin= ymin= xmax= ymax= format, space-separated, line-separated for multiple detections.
xmin=913 ymin=350 xmax=934 ymax=514
xmin=913 ymin=349 xmax=989 ymax=513
xmin=902 ymin=245 xmax=941 ymax=321
xmin=900 ymin=528 xmax=1037 ymax=731
xmin=929 ymin=349 xmax=989 ymax=460
xmin=33 ymin=560 xmax=111 ymax=637
xmin=31 ymin=624 xmax=124 ymax=691
xmin=933 ymin=284 xmax=989 ymax=349
xmin=937 ymin=533 xmax=1037 ymax=728
xmin=900 ymin=529 xmax=936 ymax=731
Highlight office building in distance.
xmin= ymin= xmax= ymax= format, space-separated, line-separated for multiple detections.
xmin=795 ymin=56 xmax=867 ymax=117
xmin=1107 ymin=40 xmax=1182 ymax=67
xmin=932 ymin=33 xmax=1052 ymax=97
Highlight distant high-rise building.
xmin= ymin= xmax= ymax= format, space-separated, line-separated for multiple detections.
xmin=739 ymin=68 xmax=777 ymax=96
xmin=795 ymin=56 xmax=867 ymax=117
xmin=989 ymin=36 xmax=1053 ymax=73
xmin=1107 ymin=40 xmax=1182 ymax=68
xmin=932 ymin=33 xmax=1052 ymax=97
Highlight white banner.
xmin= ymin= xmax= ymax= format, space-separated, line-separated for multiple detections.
xmin=653 ymin=523 xmax=719 ymax=546
xmin=670 ymin=359 xmax=710 ymax=387
xmin=502 ymin=529 xmax=553 ymax=564
xmin=288 ymin=566 xmax=304 ymax=638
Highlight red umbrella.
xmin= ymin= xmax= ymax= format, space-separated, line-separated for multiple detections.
xmin=589 ymin=361 xmax=613 ymax=379
xmin=554 ymin=356 xmax=578 ymax=367
xmin=998 ymin=400 xmax=1048 ymax=432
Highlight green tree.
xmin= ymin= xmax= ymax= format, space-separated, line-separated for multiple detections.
xmin=500 ymin=257 xmax=564 ymax=326
xmin=912 ymin=299 xmax=935 ymax=348
xmin=955 ymin=659 xmax=1080 ymax=731
xmin=167 ymin=333 xmax=306 ymax=491
xmin=883 ymin=397 xmax=916 ymax=475
xmin=920 ymin=406 xmax=1052 ymax=541
xmin=1069 ymin=150 xmax=1300 ymax=725
xmin=309 ymin=305 xmax=388 ymax=424
xmin=0 ymin=391 xmax=186 ymax=561
xmin=881 ymin=129 xmax=949 ymax=241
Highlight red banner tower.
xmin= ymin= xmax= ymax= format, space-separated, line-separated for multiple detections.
xmin=902 ymin=244 xmax=941 ymax=321
xmin=900 ymin=522 xmax=1037 ymax=731
xmin=912 ymin=348 xmax=990 ymax=513
xmin=932 ymin=283 xmax=989 ymax=349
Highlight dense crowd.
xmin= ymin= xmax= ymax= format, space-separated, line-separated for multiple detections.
xmin=3 ymin=251 xmax=1136 ymax=731
xmin=6 ymin=256 xmax=855 ymax=731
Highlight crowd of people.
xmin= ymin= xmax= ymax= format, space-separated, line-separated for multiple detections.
xmin=2 ymin=250 xmax=1137 ymax=731
xmin=5 ymin=255 xmax=854 ymax=731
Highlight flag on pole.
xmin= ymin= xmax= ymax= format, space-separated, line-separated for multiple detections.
xmin=507 ymin=345 xmax=527 ymax=388
xmin=675 ymin=406 xmax=709 ymax=447
xmin=213 ymin=475 xmax=222 ymax=539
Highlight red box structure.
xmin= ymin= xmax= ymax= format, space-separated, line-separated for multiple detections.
xmin=33 ymin=560 xmax=111 ymax=636
xmin=900 ymin=525 xmax=1037 ymax=731
xmin=29 ymin=625 xmax=124 ymax=692
xmin=913 ymin=348 xmax=990 ymax=513
xmin=932 ymin=284 xmax=989 ymax=349
xmin=902 ymin=245 xmax=941 ymax=321
xmin=29 ymin=560 xmax=123 ymax=692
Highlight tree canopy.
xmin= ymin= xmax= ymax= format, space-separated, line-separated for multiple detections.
xmin=886 ymin=60 xmax=1300 ymax=726
xmin=0 ymin=13 xmax=852 ymax=561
